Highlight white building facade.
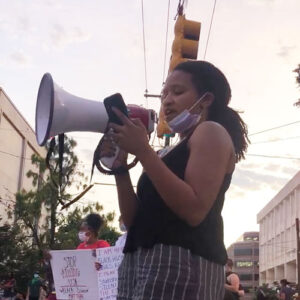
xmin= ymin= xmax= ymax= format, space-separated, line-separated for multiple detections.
xmin=0 ymin=87 xmax=46 ymax=225
xmin=257 ymin=171 xmax=300 ymax=285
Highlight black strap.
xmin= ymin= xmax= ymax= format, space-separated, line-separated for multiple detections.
xmin=58 ymin=133 xmax=64 ymax=187
xmin=91 ymin=135 xmax=138 ymax=178
xmin=46 ymin=137 xmax=56 ymax=170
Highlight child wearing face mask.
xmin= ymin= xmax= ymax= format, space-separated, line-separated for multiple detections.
xmin=77 ymin=213 xmax=110 ymax=249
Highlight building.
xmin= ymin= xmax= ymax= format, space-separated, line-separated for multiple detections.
xmin=227 ymin=232 xmax=260 ymax=292
xmin=257 ymin=171 xmax=300 ymax=285
xmin=0 ymin=87 xmax=46 ymax=225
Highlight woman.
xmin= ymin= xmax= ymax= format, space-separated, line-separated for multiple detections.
xmin=104 ymin=60 xmax=248 ymax=299
xmin=224 ymin=258 xmax=243 ymax=299
xmin=76 ymin=213 xmax=110 ymax=249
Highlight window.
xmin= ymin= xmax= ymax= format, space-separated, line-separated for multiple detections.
xmin=240 ymin=274 xmax=252 ymax=281
xmin=254 ymin=274 xmax=259 ymax=281
xmin=236 ymin=261 xmax=253 ymax=268
xmin=254 ymin=248 xmax=259 ymax=256
xmin=234 ymin=248 xmax=253 ymax=256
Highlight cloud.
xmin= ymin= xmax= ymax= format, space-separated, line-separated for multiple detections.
xmin=231 ymin=166 xmax=290 ymax=192
xmin=0 ymin=18 xmax=9 ymax=32
xmin=9 ymin=51 xmax=30 ymax=66
xmin=79 ymin=148 xmax=94 ymax=163
xmin=50 ymin=24 xmax=91 ymax=48
xmin=245 ymin=0 xmax=276 ymax=6
xmin=277 ymin=45 xmax=296 ymax=58
xmin=17 ymin=17 xmax=31 ymax=33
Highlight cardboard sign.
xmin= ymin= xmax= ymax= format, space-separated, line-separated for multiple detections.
xmin=50 ymin=249 xmax=99 ymax=300
xmin=96 ymin=247 xmax=124 ymax=299
xmin=50 ymin=247 xmax=124 ymax=300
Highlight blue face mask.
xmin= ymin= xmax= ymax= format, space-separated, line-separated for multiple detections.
xmin=33 ymin=274 xmax=39 ymax=278
xmin=167 ymin=93 xmax=207 ymax=134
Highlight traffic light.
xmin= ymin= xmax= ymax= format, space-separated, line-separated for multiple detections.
xmin=157 ymin=15 xmax=201 ymax=139
xmin=168 ymin=15 xmax=201 ymax=73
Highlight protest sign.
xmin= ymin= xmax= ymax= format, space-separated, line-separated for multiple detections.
xmin=50 ymin=249 xmax=99 ymax=300
xmin=50 ymin=247 xmax=124 ymax=300
xmin=96 ymin=246 xmax=124 ymax=300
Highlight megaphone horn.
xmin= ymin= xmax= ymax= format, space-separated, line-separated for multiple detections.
xmin=35 ymin=73 xmax=109 ymax=146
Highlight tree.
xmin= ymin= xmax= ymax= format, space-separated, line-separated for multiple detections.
xmin=2 ymin=135 xmax=120 ymax=293
xmin=55 ymin=203 xmax=120 ymax=249
xmin=15 ymin=136 xmax=88 ymax=250
xmin=294 ymin=64 xmax=300 ymax=107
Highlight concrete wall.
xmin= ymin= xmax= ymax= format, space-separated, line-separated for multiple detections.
xmin=0 ymin=87 xmax=46 ymax=225
xmin=257 ymin=171 xmax=300 ymax=285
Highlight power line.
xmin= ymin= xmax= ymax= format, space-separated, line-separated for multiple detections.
xmin=247 ymin=153 xmax=300 ymax=160
xmin=0 ymin=127 xmax=31 ymax=133
xmin=0 ymin=149 xmax=32 ymax=160
xmin=251 ymin=135 xmax=300 ymax=145
xmin=249 ymin=120 xmax=300 ymax=136
xmin=162 ymin=0 xmax=171 ymax=83
xmin=93 ymin=182 xmax=137 ymax=188
xmin=203 ymin=0 xmax=217 ymax=60
xmin=141 ymin=0 xmax=148 ymax=106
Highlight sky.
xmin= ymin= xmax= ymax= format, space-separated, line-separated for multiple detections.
xmin=0 ymin=0 xmax=300 ymax=247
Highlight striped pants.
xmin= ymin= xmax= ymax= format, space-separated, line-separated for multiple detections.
xmin=117 ymin=244 xmax=225 ymax=300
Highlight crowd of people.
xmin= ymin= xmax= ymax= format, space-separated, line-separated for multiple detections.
xmin=0 ymin=272 xmax=46 ymax=300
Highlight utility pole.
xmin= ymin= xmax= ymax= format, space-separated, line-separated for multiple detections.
xmin=296 ymin=218 xmax=300 ymax=295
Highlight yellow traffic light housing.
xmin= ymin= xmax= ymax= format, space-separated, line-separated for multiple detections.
xmin=157 ymin=108 xmax=172 ymax=138
xmin=168 ymin=15 xmax=201 ymax=73
xmin=157 ymin=15 xmax=201 ymax=139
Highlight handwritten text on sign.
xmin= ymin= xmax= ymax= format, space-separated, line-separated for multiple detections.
xmin=96 ymin=247 xmax=124 ymax=300
xmin=50 ymin=250 xmax=99 ymax=300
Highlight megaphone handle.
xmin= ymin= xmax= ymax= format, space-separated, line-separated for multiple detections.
xmin=93 ymin=133 xmax=139 ymax=176
xmin=100 ymin=146 xmax=120 ymax=169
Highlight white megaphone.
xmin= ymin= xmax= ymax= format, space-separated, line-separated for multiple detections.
xmin=35 ymin=73 xmax=156 ymax=170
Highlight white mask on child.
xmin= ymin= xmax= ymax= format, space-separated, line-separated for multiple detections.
xmin=78 ymin=231 xmax=88 ymax=242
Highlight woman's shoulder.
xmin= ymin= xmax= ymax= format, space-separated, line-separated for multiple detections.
xmin=189 ymin=120 xmax=233 ymax=148
xmin=195 ymin=120 xmax=230 ymax=135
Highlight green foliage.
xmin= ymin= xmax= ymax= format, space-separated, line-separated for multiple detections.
xmin=253 ymin=284 xmax=279 ymax=300
xmin=1 ymin=135 xmax=120 ymax=293
xmin=55 ymin=205 xmax=120 ymax=249
xmin=0 ymin=223 xmax=43 ymax=294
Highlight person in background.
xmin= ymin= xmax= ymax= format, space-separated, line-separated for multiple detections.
xmin=115 ymin=215 xmax=127 ymax=248
xmin=279 ymin=279 xmax=294 ymax=300
xmin=1 ymin=273 xmax=16 ymax=300
xmin=44 ymin=213 xmax=110 ymax=273
xmin=38 ymin=284 xmax=47 ymax=300
xmin=15 ymin=291 xmax=26 ymax=300
xmin=77 ymin=213 xmax=110 ymax=249
xmin=224 ymin=259 xmax=243 ymax=299
xmin=26 ymin=272 xmax=42 ymax=300
xmin=102 ymin=60 xmax=249 ymax=299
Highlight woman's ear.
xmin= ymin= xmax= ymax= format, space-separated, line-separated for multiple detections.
xmin=201 ymin=92 xmax=214 ymax=109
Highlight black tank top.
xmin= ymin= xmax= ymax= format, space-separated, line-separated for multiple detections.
xmin=123 ymin=137 xmax=231 ymax=265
